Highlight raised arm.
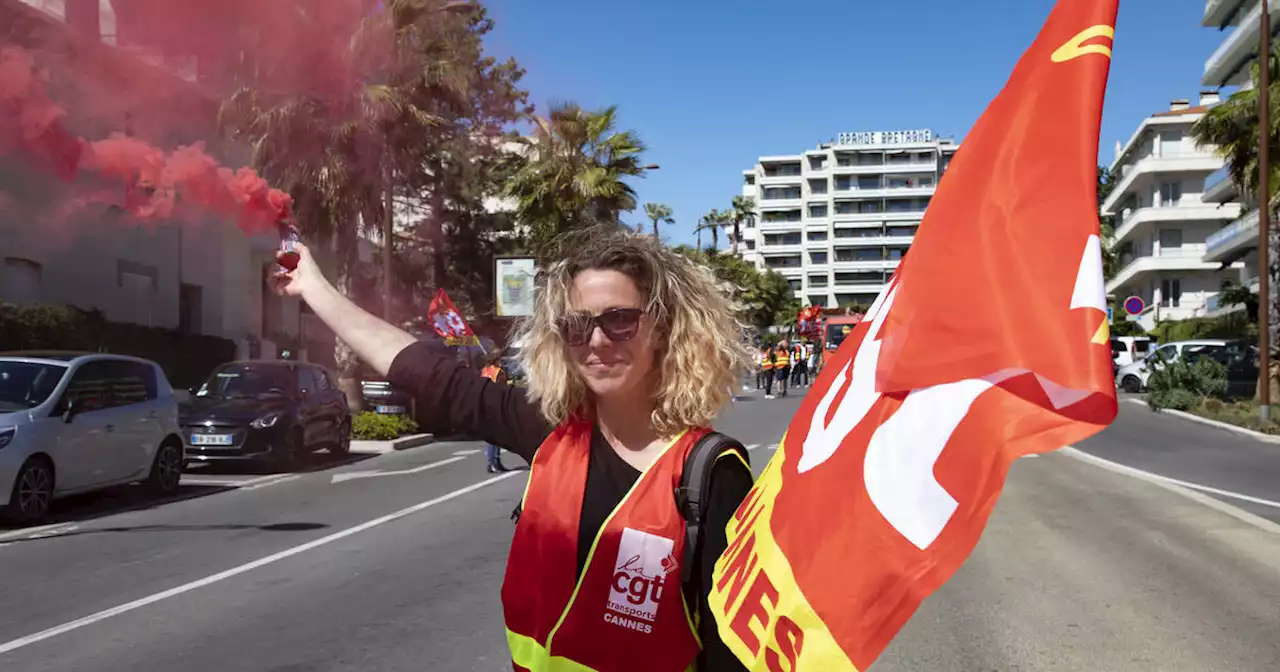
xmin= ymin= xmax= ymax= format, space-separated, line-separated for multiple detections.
xmin=273 ymin=243 xmax=415 ymax=377
xmin=274 ymin=244 xmax=550 ymax=459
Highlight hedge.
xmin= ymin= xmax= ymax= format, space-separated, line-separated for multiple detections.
xmin=0 ymin=303 xmax=237 ymax=389
xmin=351 ymin=411 xmax=419 ymax=440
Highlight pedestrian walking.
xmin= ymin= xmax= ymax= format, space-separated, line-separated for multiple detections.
xmin=480 ymin=352 xmax=510 ymax=473
xmin=274 ymin=232 xmax=754 ymax=671
xmin=768 ymin=341 xmax=790 ymax=398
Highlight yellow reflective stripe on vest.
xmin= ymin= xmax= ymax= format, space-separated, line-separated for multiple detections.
xmin=508 ymin=629 xmax=696 ymax=672
xmin=507 ymin=630 xmax=596 ymax=671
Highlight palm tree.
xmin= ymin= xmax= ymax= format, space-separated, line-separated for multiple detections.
xmin=505 ymin=103 xmax=648 ymax=258
xmin=218 ymin=0 xmax=455 ymax=409
xmin=729 ymin=194 xmax=756 ymax=256
xmin=643 ymin=202 xmax=674 ymax=239
xmin=696 ymin=209 xmax=724 ymax=253
xmin=1191 ymin=44 xmax=1280 ymax=212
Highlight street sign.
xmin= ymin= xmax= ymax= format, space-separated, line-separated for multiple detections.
xmin=1123 ymin=296 xmax=1145 ymax=316
xmin=1106 ymin=307 xmax=1113 ymax=324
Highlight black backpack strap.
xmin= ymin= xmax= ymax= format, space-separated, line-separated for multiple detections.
xmin=675 ymin=431 xmax=749 ymax=586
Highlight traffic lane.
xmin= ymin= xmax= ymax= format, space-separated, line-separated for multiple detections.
xmin=0 ymin=473 xmax=526 ymax=672
xmin=0 ymin=438 xmax=523 ymax=646
xmin=1076 ymin=398 xmax=1280 ymax=523
xmin=877 ymin=451 xmax=1280 ymax=671
xmin=0 ymin=449 xmax=382 ymax=534
xmin=0 ymin=396 xmax=801 ymax=671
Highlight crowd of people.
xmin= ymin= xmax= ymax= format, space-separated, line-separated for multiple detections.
xmin=754 ymin=339 xmax=817 ymax=399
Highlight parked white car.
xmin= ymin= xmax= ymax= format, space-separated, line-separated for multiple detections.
xmin=0 ymin=352 xmax=185 ymax=524
xmin=1114 ymin=340 xmax=1232 ymax=394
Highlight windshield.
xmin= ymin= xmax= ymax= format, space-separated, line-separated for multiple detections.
xmin=826 ymin=323 xmax=856 ymax=351
xmin=0 ymin=360 xmax=67 ymax=411
xmin=198 ymin=364 xmax=294 ymax=399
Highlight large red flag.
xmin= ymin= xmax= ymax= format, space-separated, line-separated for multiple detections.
xmin=709 ymin=1 xmax=1120 ymax=670
xmin=427 ymin=289 xmax=480 ymax=347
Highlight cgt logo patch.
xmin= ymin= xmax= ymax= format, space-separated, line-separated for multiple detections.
xmin=604 ymin=528 xmax=677 ymax=634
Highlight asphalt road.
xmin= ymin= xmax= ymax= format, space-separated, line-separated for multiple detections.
xmin=1076 ymin=396 xmax=1280 ymax=524
xmin=0 ymin=386 xmax=1277 ymax=670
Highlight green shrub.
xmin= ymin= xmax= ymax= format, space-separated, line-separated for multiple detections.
xmin=0 ymin=302 xmax=236 ymax=388
xmin=351 ymin=412 xmax=419 ymax=440
xmin=1147 ymin=357 xmax=1228 ymax=411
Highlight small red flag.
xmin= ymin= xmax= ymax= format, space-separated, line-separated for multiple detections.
xmin=709 ymin=1 xmax=1120 ymax=670
xmin=426 ymin=289 xmax=479 ymax=347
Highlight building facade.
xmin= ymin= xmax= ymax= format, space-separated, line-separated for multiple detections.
xmin=1102 ymin=94 xmax=1241 ymax=331
xmin=1197 ymin=0 xmax=1272 ymax=315
xmin=735 ymin=130 xmax=958 ymax=308
xmin=0 ymin=0 xmax=342 ymax=364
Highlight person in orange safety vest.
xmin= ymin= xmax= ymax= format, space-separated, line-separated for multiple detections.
xmin=272 ymin=232 xmax=755 ymax=671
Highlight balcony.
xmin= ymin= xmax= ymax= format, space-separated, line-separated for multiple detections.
xmin=1102 ymin=154 xmax=1227 ymax=214
xmin=831 ymin=258 xmax=901 ymax=272
xmin=1202 ymin=166 xmax=1238 ymax=204
xmin=1204 ymin=0 xmax=1278 ymax=87
xmin=1106 ymin=245 xmax=1225 ymax=294
xmin=760 ymin=242 xmax=803 ymax=255
xmin=758 ymin=219 xmax=804 ymax=232
xmin=1112 ymin=203 xmax=1241 ymax=245
xmin=1204 ymin=209 xmax=1260 ymax=262
xmin=759 ymin=198 xmax=804 ymax=211
xmin=832 ymin=185 xmax=936 ymax=201
xmin=1204 ymin=0 xmax=1248 ymax=27
xmin=828 ymin=235 xmax=914 ymax=247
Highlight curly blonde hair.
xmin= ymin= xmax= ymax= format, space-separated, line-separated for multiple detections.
xmin=513 ymin=232 xmax=753 ymax=436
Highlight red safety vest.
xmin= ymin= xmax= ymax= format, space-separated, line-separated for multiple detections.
xmin=502 ymin=421 xmax=706 ymax=671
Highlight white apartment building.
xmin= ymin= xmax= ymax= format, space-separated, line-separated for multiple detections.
xmin=735 ymin=130 xmax=958 ymax=308
xmin=0 ymin=0 xmax=338 ymax=364
xmin=1198 ymin=0 xmax=1273 ymax=314
xmin=1102 ymin=94 xmax=1241 ymax=331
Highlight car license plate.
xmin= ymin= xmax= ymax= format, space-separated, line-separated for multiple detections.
xmin=191 ymin=434 xmax=234 ymax=446
xmin=375 ymin=405 xmax=405 ymax=414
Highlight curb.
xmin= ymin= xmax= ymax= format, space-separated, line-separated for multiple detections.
xmin=1125 ymin=398 xmax=1280 ymax=445
xmin=350 ymin=433 xmax=434 ymax=454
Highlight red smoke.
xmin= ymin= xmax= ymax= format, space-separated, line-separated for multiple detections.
xmin=0 ymin=45 xmax=291 ymax=234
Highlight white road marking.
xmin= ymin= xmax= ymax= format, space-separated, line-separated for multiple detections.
xmin=0 ymin=522 xmax=79 ymax=544
xmin=181 ymin=472 xmax=295 ymax=489
xmin=243 ymin=475 xmax=299 ymax=490
xmin=0 ymin=470 xmax=522 ymax=656
xmin=1062 ymin=447 xmax=1280 ymax=528
xmin=330 ymin=456 xmax=466 ymax=484
xmin=1022 ymin=453 xmax=1040 ymax=459
xmin=0 ymin=522 xmax=75 ymax=543
xmin=745 ymin=444 xmax=761 ymax=452
xmin=452 ymin=449 xmax=481 ymax=456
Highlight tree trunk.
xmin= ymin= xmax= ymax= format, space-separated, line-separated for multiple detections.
xmin=696 ymin=229 xmax=702 ymax=251
xmin=431 ymin=184 xmax=448 ymax=292
xmin=732 ymin=221 xmax=741 ymax=256
xmin=382 ymin=159 xmax=394 ymax=321
xmin=332 ymin=237 xmax=365 ymax=413
xmin=652 ymin=218 xmax=659 ymax=239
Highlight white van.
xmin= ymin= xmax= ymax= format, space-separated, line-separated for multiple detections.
xmin=1110 ymin=336 xmax=1153 ymax=372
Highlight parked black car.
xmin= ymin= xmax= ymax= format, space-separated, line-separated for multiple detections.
xmin=360 ymin=379 xmax=413 ymax=416
xmin=181 ymin=360 xmax=351 ymax=470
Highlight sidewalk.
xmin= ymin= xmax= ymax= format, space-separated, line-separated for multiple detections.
xmin=350 ymin=433 xmax=433 ymax=455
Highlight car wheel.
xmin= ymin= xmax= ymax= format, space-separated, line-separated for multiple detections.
xmin=145 ymin=441 xmax=184 ymax=496
xmin=331 ymin=419 xmax=352 ymax=456
xmin=1121 ymin=375 xmax=1142 ymax=394
xmin=3 ymin=458 xmax=55 ymax=525
xmin=273 ymin=428 xmax=304 ymax=472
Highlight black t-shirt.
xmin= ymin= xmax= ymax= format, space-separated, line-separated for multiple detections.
xmin=387 ymin=341 xmax=753 ymax=671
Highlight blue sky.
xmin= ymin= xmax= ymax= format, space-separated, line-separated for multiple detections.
xmin=483 ymin=0 xmax=1225 ymax=245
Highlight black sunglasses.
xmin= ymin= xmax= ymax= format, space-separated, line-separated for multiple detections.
xmin=560 ymin=308 xmax=645 ymax=346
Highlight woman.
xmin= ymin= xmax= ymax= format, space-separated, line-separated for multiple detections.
xmin=479 ymin=351 xmax=510 ymax=473
xmin=274 ymin=232 xmax=754 ymax=671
